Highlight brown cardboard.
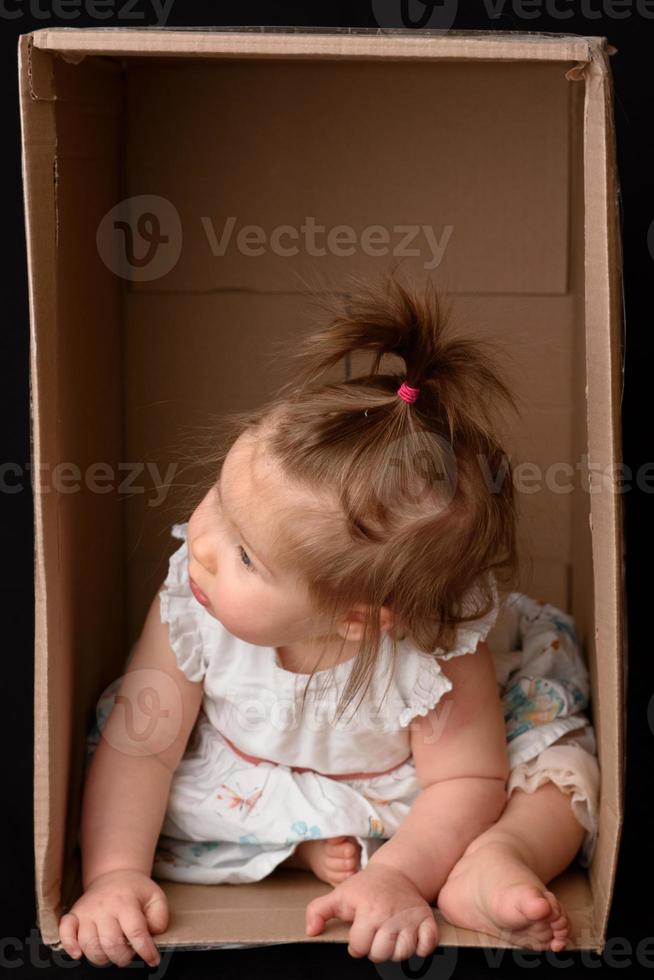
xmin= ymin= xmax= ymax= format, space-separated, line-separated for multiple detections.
xmin=19 ymin=27 xmax=625 ymax=955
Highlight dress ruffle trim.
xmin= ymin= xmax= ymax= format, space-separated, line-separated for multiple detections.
xmin=398 ymin=656 xmax=454 ymax=728
xmin=432 ymin=571 xmax=502 ymax=661
xmin=397 ymin=572 xmax=502 ymax=728
xmin=158 ymin=521 xmax=207 ymax=683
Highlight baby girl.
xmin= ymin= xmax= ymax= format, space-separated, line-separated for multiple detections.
xmin=59 ymin=275 xmax=600 ymax=968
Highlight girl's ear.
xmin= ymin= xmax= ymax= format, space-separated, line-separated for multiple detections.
xmin=335 ymin=604 xmax=395 ymax=642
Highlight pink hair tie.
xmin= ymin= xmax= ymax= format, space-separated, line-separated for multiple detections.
xmin=397 ymin=381 xmax=420 ymax=404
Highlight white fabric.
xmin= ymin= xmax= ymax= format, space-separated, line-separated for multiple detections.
xmin=506 ymin=724 xmax=600 ymax=869
xmin=84 ymin=521 xmax=600 ymax=884
xmin=157 ymin=521 xmax=502 ymax=774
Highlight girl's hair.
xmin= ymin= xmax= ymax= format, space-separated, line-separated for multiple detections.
xmin=171 ymin=271 xmax=522 ymax=723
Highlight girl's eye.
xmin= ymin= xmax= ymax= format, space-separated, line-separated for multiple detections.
xmin=237 ymin=545 xmax=255 ymax=572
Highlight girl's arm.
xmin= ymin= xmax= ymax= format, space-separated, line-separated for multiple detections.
xmin=80 ymin=585 xmax=204 ymax=889
xmin=367 ymin=639 xmax=509 ymax=904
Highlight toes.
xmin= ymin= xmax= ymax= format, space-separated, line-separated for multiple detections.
xmin=325 ymin=838 xmax=362 ymax=866
xmin=544 ymin=889 xmax=564 ymax=919
xmin=326 ymin=841 xmax=358 ymax=857
xmin=517 ymin=888 xmax=556 ymax=923
xmin=416 ymin=916 xmax=439 ymax=958
xmin=544 ymin=891 xmax=569 ymax=946
xmin=326 ymin=855 xmax=359 ymax=868
xmin=326 ymin=836 xmax=355 ymax=848
xmin=327 ymin=868 xmax=356 ymax=885
xmin=551 ymin=917 xmax=569 ymax=951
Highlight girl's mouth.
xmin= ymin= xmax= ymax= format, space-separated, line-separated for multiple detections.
xmin=189 ymin=576 xmax=211 ymax=607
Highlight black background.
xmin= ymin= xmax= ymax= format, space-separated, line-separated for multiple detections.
xmin=0 ymin=2 xmax=650 ymax=978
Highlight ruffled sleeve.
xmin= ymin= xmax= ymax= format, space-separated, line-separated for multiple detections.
xmin=432 ymin=570 xmax=502 ymax=661
xmin=397 ymin=653 xmax=454 ymax=728
xmin=158 ymin=521 xmax=209 ymax=683
xmin=396 ymin=571 xmax=502 ymax=728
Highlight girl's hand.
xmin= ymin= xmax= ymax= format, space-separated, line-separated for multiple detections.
xmin=58 ymin=868 xmax=168 ymax=967
xmin=305 ymin=861 xmax=439 ymax=962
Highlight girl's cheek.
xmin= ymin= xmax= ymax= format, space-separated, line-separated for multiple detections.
xmin=212 ymin=578 xmax=252 ymax=626
xmin=223 ymin=589 xmax=283 ymax=645
xmin=217 ymin=608 xmax=264 ymax=645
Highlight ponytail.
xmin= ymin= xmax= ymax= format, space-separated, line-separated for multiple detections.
xmin=176 ymin=270 xmax=522 ymax=724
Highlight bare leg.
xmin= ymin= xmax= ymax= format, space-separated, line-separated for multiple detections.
xmin=437 ymin=782 xmax=586 ymax=952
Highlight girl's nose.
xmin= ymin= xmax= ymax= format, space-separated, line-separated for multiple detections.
xmin=190 ymin=534 xmax=217 ymax=576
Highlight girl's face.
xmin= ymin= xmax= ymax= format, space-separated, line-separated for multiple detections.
xmin=186 ymin=428 xmax=334 ymax=648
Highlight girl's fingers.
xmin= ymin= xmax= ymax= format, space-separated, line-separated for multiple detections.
xmin=58 ymin=912 xmax=82 ymax=960
xmin=119 ymin=900 xmax=162 ymax=967
xmin=77 ymin=920 xmax=111 ymax=967
xmin=368 ymin=924 xmax=407 ymax=963
xmin=347 ymin=917 xmax=378 ymax=959
xmin=95 ymin=914 xmax=136 ymax=967
xmin=142 ymin=888 xmax=170 ymax=936
xmin=305 ymin=892 xmax=341 ymax=936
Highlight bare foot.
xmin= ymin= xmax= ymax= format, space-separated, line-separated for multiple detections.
xmin=281 ymin=836 xmax=362 ymax=887
xmin=437 ymin=839 xmax=570 ymax=952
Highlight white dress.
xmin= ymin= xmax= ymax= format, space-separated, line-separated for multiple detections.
xmin=84 ymin=522 xmax=601 ymax=884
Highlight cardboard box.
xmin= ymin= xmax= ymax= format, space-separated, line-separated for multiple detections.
xmin=19 ymin=26 xmax=626 ymax=954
